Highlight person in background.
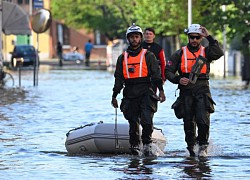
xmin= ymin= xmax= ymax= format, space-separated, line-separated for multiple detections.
xmin=165 ymin=24 xmax=224 ymax=157
xmin=111 ymin=23 xmax=166 ymax=156
xmin=57 ymin=41 xmax=63 ymax=66
xmin=142 ymin=27 xmax=167 ymax=92
xmin=72 ymin=46 xmax=79 ymax=53
xmin=84 ymin=39 xmax=94 ymax=66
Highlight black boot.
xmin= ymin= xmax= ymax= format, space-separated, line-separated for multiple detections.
xmin=143 ymin=144 xmax=153 ymax=157
xmin=130 ymin=145 xmax=140 ymax=155
xmin=187 ymin=146 xmax=195 ymax=157
xmin=198 ymin=145 xmax=208 ymax=157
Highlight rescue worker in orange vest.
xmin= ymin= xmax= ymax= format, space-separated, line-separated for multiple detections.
xmin=111 ymin=23 xmax=166 ymax=156
xmin=165 ymin=24 xmax=224 ymax=157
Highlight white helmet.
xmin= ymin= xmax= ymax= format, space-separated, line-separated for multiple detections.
xmin=126 ymin=23 xmax=143 ymax=38
xmin=184 ymin=24 xmax=202 ymax=34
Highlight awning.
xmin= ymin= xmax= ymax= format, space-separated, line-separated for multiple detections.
xmin=2 ymin=1 xmax=31 ymax=35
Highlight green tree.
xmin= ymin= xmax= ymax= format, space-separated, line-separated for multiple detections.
xmin=200 ymin=0 xmax=249 ymax=43
xmin=51 ymin=0 xmax=248 ymax=52
xmin=51 ymin=0 xmax=202 ymax=41
xmin=51 ymin=0 xmax=137 ymax=40
xmin=200 ymin=0 xmax=250 ymax=80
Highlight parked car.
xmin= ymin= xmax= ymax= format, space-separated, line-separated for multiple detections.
xmin=10 ymin=45 xmax=39 ymax=67
xmin=63 ymin=52 xmax=85 ymax=63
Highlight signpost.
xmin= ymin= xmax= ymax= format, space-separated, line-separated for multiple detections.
xmin=30 ymin=8 xmax=51 ymax=86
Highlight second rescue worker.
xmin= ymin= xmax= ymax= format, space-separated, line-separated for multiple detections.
xmin=111 ymin=23 xmax=166 ymax=156
xmin=142 ymin=27 xmax=167 ymax=86
xmin=165 ymin=24 xmax=224 ymax=157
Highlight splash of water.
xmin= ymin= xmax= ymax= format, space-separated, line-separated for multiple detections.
xmin=136 ymin=142 xmax=166 ymax=157
xmin=185 ymin=140 xmax=224 ymax=157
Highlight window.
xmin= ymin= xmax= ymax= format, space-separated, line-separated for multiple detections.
xmin=62 ymin=25 xmax=70 ymax=45
xmin=57 ymin=24 xmax=70 ymax=45
xmin=17 ymin=0 xmax=23 ymax=4
xmin=95 ymin=30 xmax=106 ymax=45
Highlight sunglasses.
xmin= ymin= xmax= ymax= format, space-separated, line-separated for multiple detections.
xmin=189 ymin=35 xmax=202 ymax=40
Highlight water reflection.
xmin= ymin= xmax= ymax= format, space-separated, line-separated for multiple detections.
xmin=0 ymin=113 xmax=10 ymax=121
xmin=123 ymin=157 xmax=158 ymax=175
xmin=179 ymin=157 xmax=211 ymax=179
xmin=0 ymin=87 xmax=27 ymax=106
xmin=0 ymin=70 xmax=250 ymax=179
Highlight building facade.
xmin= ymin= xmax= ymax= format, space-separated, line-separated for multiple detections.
xmin=2 ymin=0 xmax=108 ymax=63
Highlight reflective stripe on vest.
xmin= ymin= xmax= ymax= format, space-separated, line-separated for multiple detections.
xmin=123 ymin=49 xmax=148 ymax=79
xmin=181 ymin=46 xmax=206 ymax=73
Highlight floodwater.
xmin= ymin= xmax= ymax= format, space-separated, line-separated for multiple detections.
xmin=0 ymin=66 xmax=250 ymax=180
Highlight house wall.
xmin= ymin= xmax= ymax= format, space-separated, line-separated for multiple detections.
xmin=209 ymin=50 xmax=242 ymax=78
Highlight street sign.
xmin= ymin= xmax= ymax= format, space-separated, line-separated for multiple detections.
xmin=33 ymin=0 xmax=43 ymax=9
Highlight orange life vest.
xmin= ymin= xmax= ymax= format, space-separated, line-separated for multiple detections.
xmin=123 ymin=49 xmax=148 ymax=79
xmin=181 ymin=46 xmax=207 ymax=74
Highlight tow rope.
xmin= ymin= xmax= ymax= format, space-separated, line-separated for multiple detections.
xmin=114 ymin=108 xmax=120 ymax=150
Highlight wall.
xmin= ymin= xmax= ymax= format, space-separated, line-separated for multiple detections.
xmin=210 ymin=50 xmax=242 ymax=78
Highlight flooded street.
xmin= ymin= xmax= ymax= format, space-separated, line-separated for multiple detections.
xmin=1 ymin=67 xmax=250 ymax=179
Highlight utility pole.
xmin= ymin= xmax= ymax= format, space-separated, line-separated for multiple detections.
xmin=222 ymin=5 xmax=227 ymax=79
xmin=29 ymin=0 xmax=33 ymax=45
xmin=188 ymin=0 xmax=192 ymax=26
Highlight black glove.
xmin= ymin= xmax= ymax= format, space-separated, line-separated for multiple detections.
xmin=111 ymin=97 xmax=118 ymax=108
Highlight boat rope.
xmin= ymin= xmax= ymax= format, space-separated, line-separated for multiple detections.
xmin=114 ymin=108 xmax=120 ymax=150
xmin=66 ymin=121 xmax=103 ymax=137
xmin=153 ymin=126 xmax=164 ymax=133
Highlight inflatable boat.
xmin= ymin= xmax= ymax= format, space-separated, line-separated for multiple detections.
xmin=65 ymin=121 xmax=167 ymax=155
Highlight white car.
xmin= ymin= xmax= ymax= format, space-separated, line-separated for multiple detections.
xmin=63 ymin=52 xmax=85 ymax=63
